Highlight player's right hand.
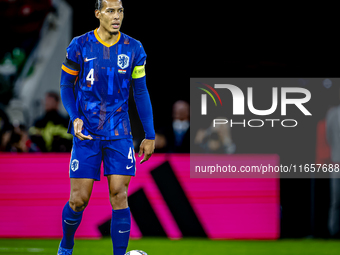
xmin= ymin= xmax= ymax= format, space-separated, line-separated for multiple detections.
xmin=73 ymin=118 xmax=93 ymax=141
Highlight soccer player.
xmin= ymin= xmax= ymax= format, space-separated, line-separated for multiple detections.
xmin=57 ymin=0 xmax=155 ymax=254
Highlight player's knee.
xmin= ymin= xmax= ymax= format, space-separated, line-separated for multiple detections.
xmin=109 ymin=189 xmax=128 ymax=210
xmin=69 ymin=193 xmax=90 ymax=212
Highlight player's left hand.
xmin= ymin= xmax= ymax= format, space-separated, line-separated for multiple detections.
xmin=138 ymin=139 xmax=155 ymax=164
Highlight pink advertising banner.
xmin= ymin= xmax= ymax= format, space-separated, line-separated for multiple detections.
xmin=0 ymin=153 xmax=280 ymax=239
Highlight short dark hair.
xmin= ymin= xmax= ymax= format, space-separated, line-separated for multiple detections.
xmin=95 ymin=0 xmax=122 ymax=11
xmin=46 ymin=91 xmax=60 ymax=103
xmin=95 ymin=0 xmax=103 ymax=10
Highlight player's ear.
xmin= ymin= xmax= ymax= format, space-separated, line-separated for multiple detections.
xmin=95 ymin=9 xmax=101 ymax=19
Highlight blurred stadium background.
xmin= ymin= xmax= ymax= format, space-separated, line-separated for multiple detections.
xmin=1 ymin=0 xmax=340 ymax=254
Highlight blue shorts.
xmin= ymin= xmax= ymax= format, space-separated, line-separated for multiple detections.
xmin=69 ymin=137 xmax=136 ymax=181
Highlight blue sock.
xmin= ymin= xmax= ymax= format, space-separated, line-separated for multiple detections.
xmin=111 ymin=207 xmax=131 ymax=255
xmin=60 ymin=201 xmax=83 ymax=249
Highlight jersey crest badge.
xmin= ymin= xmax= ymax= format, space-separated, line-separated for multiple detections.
xmin=117 ymin=54 xmax=129 ymax=69
xmin=71 ymin=159 xmax=79 ymax=172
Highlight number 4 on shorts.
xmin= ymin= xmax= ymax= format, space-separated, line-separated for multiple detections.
xmin=128 ymin=147 xmax=134 ymax=163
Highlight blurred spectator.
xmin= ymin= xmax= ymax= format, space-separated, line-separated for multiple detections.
xmin=0 ymin=106 xmax=12 ymax=151
xmin=6 ymin=123 xmax=39 ymax=152
xmin=155 ymin=100 xmax=190 ymax=153
xmin=29 ymin=91 xmax=72 ymax=152
xmin=194 ymin=117 xmax=236 ymax=154
xmin=315 ymin=118 xmax=331 ymax=165
xmin=326 ymin=101 xmax=340 ymax=238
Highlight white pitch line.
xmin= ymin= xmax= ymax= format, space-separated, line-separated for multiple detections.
xmin=0 ymin=247 xmax=45 ymax=253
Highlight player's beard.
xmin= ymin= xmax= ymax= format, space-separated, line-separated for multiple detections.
xmin=110 ymin=31 xmax=119 ymax=35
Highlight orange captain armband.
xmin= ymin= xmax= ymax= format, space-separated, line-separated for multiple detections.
xmin=61 ymin=64 xmax=79 ymax=76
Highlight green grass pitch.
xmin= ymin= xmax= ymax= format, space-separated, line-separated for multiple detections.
xmin=0 ymin=238 xmax=340 ymax=255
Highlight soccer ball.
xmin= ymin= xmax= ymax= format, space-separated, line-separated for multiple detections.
xmin=125 ymin=250 xmax=148 ymax=255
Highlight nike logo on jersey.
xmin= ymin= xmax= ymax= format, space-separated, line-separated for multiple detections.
xmin=118 ymin=230 xmax=130 ymax=233
xmin=64 ymin=220 xmax=78 ymax=225
xmin=126 ymin=165 xmax=133 ymax=169
xmin=85 ymin=57 xmax=97 ymax=62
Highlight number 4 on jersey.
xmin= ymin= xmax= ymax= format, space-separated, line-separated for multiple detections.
xmin=86 ymin=68 xmax=94 ymax=85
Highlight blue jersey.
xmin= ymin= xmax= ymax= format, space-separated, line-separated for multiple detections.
xmin=61 ymin=29 xmax=149 ymax=140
